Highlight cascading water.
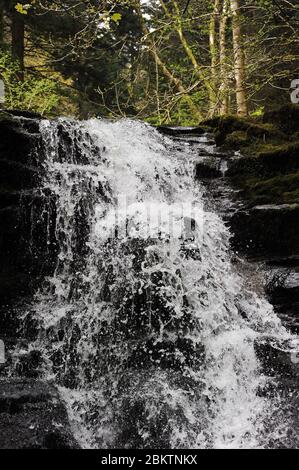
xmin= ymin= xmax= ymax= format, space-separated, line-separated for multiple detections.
xmin=17 ymin=118 xmax=297 ymax=449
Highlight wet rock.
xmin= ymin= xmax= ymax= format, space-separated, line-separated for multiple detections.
xmin=0 ymin=379 xmax=79 ymax=449
xmin=0 ymin=112 xmax=57 ymax=314
xmin=4 ymin=110 xmax=42 ymax=120
xmin=0 ymin=111 xmax=41 ymax=165
xmin=195 ymin=160 xmax=222 ymax=179
xmin=15 ymin=350 xmax=43 ymax=379
xmin=264 ymin=265 xmax=299 ymax=334
xmin=266 ymin=269 xmax=299 ymax=305
xmin=157 ymin=125 xmax=207 ymax=136
xmin=113 ymin=370 xmax=206 ymax=449
xmin=0 ymin=160 xmax=40 ymax=191
xmin=230 ymin=204 xmax=299 ymax=256
xmin=254 ymin=338 xmax=299 ymax=380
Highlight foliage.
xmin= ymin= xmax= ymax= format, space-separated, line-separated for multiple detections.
xmin=15 ymin=3 xmax=31 ymax=15
xmin=250 ymin=107 xmax=264 ymax=118
xmin=0 ymin=51 xmax=60 ymax=115
xmin=1 ymin=0 xmax=298 ymax=122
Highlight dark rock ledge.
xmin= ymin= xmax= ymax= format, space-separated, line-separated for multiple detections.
xmin=0 ymin=110 xmax=78 ymax=449
xmin=0 ymin=379 xmax=79 ymax=449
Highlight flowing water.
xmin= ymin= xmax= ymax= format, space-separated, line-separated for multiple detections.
xmin=16 ymin=118 xmax=298 ymax=448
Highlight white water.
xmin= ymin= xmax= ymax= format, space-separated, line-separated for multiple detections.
xmin=23 ymin=118 xmax=296 ymax=448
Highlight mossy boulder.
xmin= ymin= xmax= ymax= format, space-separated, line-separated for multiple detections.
xmin=202 ymin=105 xmax=299 ymax=148
xmin=202 ymin=114 xmax=285 ymax=147
xmin=263 ymin=104 xmax=299 ymax=135
xmin=241 ymin=172 xmax=299 ymax=206
xmin=201 ymin=106 xmax=299 ymax=259
xmin=225 ymin=130 xmax=249 ymax=148
xmin=227 ymin=141 xmax=299 ymax=179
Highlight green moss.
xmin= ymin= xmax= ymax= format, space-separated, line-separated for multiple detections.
xmin=225 ymin=130 xmax=249 ymax=148
xmin=206 ymin=106 xmax=299 ymax=207
xmin=263 ymin=104 xmax=299 ymax=135
xmin=242 ymin=172 xmax=299 ymax=206
xmin=201 ymin=114 xmax=286 ymax=147
xmin=257 ymin=141 xmax=299 ymax=159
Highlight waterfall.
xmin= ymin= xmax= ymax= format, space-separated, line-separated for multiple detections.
xmin=20 ymin=118 xmax=296 ymax=449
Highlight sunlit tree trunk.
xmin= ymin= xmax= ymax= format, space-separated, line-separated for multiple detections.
xmin=219 ymin=0 xmax=229 ymax=114
xmin=230 ymin=0 xmax=247 ymax=116
xmin=209 ymin=0 xmax=220 ymax=116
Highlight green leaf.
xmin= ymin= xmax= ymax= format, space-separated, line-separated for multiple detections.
xmin=111 ymin=13 xmax=122 ymax=24
xmin=15 ymin=3 xmax=29 ymax=15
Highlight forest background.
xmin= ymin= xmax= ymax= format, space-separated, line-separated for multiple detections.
xmin=0 ymin=0 xmax=298 ymax=124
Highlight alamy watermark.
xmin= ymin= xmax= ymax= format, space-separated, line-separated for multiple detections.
xmin=0 ymin=339 xmax=5 ymax=364
xmin=291 ymin=338 xmax=299 ymax=365
xmin=94 ymin=195 xmax=204 ymax=242
xmin=0 ymin=79 xmax=4 ymax=104
xmin=290 ymin=79 xmax=299 ymax=104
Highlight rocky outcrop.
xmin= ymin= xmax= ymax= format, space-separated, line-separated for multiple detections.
xmin=0 ymin=111 xmax=41 ymax=303
xmin=230 ymin=204 xmax=299 ymax=256
xmin=198 ymin=105 xmax=299 ymax=259
xmin=0 ymin=111 xmax=58 ymax=311
xmin=0 ymin=379 xmax=79 ymax=449
xmin=157 ymin=125 xmax=207 ymax=136
xmin=0 ymin=111 xmax=77 ymax=449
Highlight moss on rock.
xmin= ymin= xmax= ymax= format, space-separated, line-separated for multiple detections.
xmin=225 ymin=130 xmax=249 ymax=148
xmin=201 ymin=114 xmax=285 ymax=147
xmin=241 ymin=172 xmax=299 ymax=206
xmin=263 ymin=104 xmax=299 ymax=135
xmin=203 ymin=106 xmax=299 ymax=210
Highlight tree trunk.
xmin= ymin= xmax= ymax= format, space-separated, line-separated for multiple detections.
xmin=219 ymin=0 xmax=229 ymax=115
xmin=230 ymin=0 xmax=247 ymax=116
xmin=208 ymin=0 xmax=220 ymax=116
xmin=160 ymin=0 xmax=214 ymax=118
xmin=11 ymin=6 xmax=25 ymax=81
xmin=135 ymin=0 xmax=201 ymax=119
xmin=0 ymin=0 xmax=5 ymax=46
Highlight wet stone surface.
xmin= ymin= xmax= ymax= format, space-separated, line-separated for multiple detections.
xmin=0 ymin=379 xmax=79 ymax=449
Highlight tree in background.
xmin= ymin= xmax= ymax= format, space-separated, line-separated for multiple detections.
xmin=0 ymin=0 xmax=298 ymax=122
xmin=230 ymin=0 xmax=247 ymax=116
